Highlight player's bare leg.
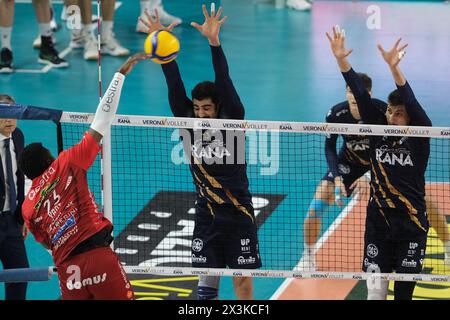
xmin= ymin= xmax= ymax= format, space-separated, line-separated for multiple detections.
xmin=0 ymin=0 xmax=14 ymax=72
xmin=100 ymin=0 xmax=129 ymax=57
xmin=32 ymin=0 xmax=68 ymax=67
xmin=426 ymin=195 xmax=450 ymax=266
xmin=301 ymin=180 xmax=335 ymax=271
xmin=233 ymin=277 xmax=253 ymax=300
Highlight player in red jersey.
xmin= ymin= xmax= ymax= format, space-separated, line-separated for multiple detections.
xmin=18 ymin=53 xmax=147 ymax=300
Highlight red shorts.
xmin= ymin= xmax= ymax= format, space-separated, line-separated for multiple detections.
xmin=57 ymin=246 xmax=134 ymax=300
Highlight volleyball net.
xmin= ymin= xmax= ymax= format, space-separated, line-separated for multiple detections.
xmin=57 ymin=112 xmax=450 ymax=283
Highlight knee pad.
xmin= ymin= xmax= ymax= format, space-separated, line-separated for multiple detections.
xmin=366 ymin=279 xmax=389 ymax=300
xmin=307 ymin=199 xmax=329 ymax=219
xmin=198 ymin=276 xmax=220 ymax=300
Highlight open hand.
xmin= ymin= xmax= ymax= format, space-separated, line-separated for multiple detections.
xmin=191 ymin=3 xmax=228 ymax=46
xmin=377 ymin=38 xmax=408 ymax=68
xmin=118 ymin=53 xmax=150 ymax=76
xmin=326 ymin=25 xmax=353 ymax=60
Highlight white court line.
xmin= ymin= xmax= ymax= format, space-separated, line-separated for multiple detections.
xmin=15 ymin=0 xmax=122 ymax=6
xmin=15 ymin=0 xmax=64 ymax=3
xmin=270 ymin=195 xmax=361 ymax=300
xmin=14 ymin=69 xmax=46 ymax=74
xmin=13 ymin=46 xmax=72 ymax=73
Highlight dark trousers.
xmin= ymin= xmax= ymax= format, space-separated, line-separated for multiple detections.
xmin=0 ymin=212 xmax=29 ymax=300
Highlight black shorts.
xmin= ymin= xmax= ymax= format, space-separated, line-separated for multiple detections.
xmin=191 ymin=202 xmax=262 ymax=269
xmin=322 ymin=157 xmax=368 ymax=197
xmin=362 ymin=205 xmax=429 ymax=274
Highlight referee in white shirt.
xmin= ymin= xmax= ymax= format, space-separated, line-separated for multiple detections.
xmin=0 ymin=94 xmax=29 ymax=300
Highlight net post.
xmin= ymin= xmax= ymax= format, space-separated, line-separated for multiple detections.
xmin=56 ymin=122 xmax=63 ymax=154
xmin=102 ymin=129 xmax=114 ymax=249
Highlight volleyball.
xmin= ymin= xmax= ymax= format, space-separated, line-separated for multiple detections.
xmin=144 ymin=30 xmax=180 ymax=64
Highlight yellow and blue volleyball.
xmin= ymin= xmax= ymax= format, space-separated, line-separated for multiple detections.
xmin=144 ymin=30 xmax=180 ymax=64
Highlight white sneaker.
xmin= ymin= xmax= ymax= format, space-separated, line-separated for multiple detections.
xmin=286 ymin=0 xmax=312 ymax=11
xmin=101 ymin=34 xmax=130 ymax=57
xmin=84 ymin=35 xmax=99 ymax=61
xmin=32 ymin=34 xmax=56 ymax=49
xmin=298 ymin=249 xmax=317 ymax=272
xmin=136 ymin=14 xmax=150 ymax=33
xmin=156 ymin=4 xmax=182 ymax=25
xmin=70 ymin=29 xmax=86 ymax=49
xmin=136 ymin=5 xmax=182 ymax=33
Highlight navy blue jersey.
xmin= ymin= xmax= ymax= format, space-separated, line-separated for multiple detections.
xmin=342 ymin=69 xmax=431 ymax=228
xmin=161 ymin=45 xmax=252 ymax=210
xmin=325 ymin=100 xmax=386 ymax=178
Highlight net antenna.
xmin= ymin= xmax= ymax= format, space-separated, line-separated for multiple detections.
xmin=96 ymin=0 xmax=114 ymax=246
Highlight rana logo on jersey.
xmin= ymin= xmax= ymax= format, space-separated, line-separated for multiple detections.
xmin=375 ymin=145 xmax=414 ymax=167
xmin=191 ymin=139 xmax=231 ymax=159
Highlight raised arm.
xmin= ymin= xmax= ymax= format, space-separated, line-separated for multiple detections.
xmin=161 ymin=61 xmax=194 ymax=117
xmin=377 ymin=39 xmax=432 ymax=126
xmin=191 ymin=4 xmax=244 ymax=119
xmin=139 ymin=9 xmax=192 ymax=117
xmin=89 ymin=53 xmax=148 ymax=143
xmin=326 ymin=26 xmax=378 ymax=124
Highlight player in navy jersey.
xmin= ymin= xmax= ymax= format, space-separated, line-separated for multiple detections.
xmin=140 ymin=4 xmax=261 ymax=300
xmin=300 ymin=78 xmax=450 ymax=271
xmin=327 ymin=25 xmax=432 ymax=300
xmin=300 ymin=73 xmax=387 ymax=270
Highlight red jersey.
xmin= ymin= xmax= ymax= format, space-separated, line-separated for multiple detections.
xmin=22 ymin=132 xmax=112 ymax=266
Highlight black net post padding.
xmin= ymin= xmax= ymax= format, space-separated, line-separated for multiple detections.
xmin=56 ymin=122 xmax=64 ymax=154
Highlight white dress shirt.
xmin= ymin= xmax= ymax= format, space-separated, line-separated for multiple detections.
xmin=0 ymin=132 xmax=18 ymax=212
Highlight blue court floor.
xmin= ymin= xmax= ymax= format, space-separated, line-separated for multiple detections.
xmin=0 ymin=0 xmax=449 ymax=300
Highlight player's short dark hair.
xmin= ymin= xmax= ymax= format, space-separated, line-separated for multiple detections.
xmin=0 ymin=94 xmax=15 ymax=104
xmin=346 ymin=73 xmax=372 ymax=91
xmin=19 ymin=143 xmax=55 ymax=180
xmin=388 ymin=89 xmax=404 ymax=107
xmin=191 ymin=81 xmax=220 ymax=106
